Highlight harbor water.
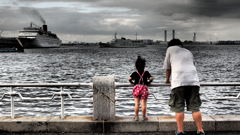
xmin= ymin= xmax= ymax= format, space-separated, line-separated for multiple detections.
xmin=0 ymin=45 xmax=239 ymax=116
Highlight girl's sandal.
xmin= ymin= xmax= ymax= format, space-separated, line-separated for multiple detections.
xmin=143 ymin=116 xmax=148 ymax=121
xmin=133 ymin=116 xmax=139 ymax=121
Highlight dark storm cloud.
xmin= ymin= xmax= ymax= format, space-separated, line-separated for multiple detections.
xmin=23 ymin=6 xmax=138 ymax=36
xmin=0 ymin=7 xmax=30 ymax=30
xmin=20 ymin=7 xmax=46 ymax=24
xmin=91 ymin=0 xmax=240 ymax=19
xmin=38 ymin=0 xmax=99 ymax=1
xmin=44 ymin=8 xmax=109 ymax=35
xmin=1 ymin=0 xmax=240 ymax=41
xmin=190 ymin=0 xmax=240 ymax=18
xmin=165 ymin=0 xmax=238 ymax=19
xmin=14 ymin=0 xmax=240 ymax=21
xmin=14 ymin=0 xmax=240 ymax=19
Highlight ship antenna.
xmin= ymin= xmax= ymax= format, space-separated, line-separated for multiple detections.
xmin=114 ymin=32 xmax=117 ymax=40
xmin=0 ymin=30 xmax=3 ymax=38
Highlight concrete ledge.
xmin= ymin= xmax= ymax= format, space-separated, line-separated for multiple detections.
xmin=104 ymin=116 xmax=159 ymax=133
xmin=0 ymin=115 xmax=239 ymax=134
xmin=211 ymin=115 xmax=240 ymax=132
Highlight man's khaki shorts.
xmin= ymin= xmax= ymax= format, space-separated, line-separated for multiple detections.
xmin=169 ymin=86 xmax=202 ymax=112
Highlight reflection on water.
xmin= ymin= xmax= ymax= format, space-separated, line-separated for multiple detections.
xmin=0 ymin=45 xmax=239 ymax=116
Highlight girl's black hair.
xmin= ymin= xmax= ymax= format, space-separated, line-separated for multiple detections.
xmin=135 ymin=56 xmax=146 ymax=73
xmin=167 ymin=38 xmax=183 ymax=48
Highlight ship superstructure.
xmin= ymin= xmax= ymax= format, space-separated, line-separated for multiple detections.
xmin=99 ymin=33 xmax=145 ymax=48
xmin=18 ymin=22 xmax=61 ymax=48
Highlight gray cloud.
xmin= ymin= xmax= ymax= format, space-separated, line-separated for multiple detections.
xmin=20 ymin=7 xmax=46 ymax=24
xmin=91 ymin=0 xmax=240 ymax=19
xmin=1 ymin=0 xmax=240 ymax=42
xmin=15 ymin=0 xmax=240 ymax=19
xmin=189 ymin=0 xmax=240 ymax=18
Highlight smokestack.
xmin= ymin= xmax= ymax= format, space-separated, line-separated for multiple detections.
xmin=43 ymin=24 xmax=47 ymax=32
xmin=164 ymin=30 xmax=167 ymax=42
xmin=193 ymin=32 xmax=196 ymax=42
xmin=172 ymin=29 xmax=175 ymax=39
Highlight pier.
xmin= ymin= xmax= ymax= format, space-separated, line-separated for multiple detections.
xmin=0 ymin=37 xmax=24 ymax=52
xmin=0 ymin=115 xmax=239 ymax=135
xmin=0 ymin=75 xmax=240 ymax=134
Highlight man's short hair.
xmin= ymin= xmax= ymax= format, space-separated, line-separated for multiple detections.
xmin=168 ymin=39 xmax=183 ymax=48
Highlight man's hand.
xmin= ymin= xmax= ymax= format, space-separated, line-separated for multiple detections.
xmin=165 ymin=80 xmax=171 ymax=84
xmin=165 ymin=69 xmax=171 ymax=84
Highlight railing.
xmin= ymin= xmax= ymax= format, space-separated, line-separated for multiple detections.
xmin=0 ymin=81 xmax=240 ymax=120
xmin=0 ymin=83 xmax=92 ymax=119
xmin=115 ymin=82 xmax=240 ymax=100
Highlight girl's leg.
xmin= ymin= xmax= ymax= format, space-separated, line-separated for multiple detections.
xmin=134 ymin=98 xmax=140 ymax=118
xmin=141 ymin=99 xmax=147 ymax=119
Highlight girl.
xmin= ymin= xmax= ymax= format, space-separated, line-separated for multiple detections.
xmin=128 ymin=56 xmax=154 ymax=121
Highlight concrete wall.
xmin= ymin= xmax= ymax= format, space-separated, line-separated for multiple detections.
xmin=0 ymin=115 xmax=240 ymax=135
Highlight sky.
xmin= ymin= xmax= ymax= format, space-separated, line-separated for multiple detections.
xmin=1 ymin=0 xmax=240 ymax=43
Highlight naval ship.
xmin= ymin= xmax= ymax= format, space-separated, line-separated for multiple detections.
xmin=99 ymin=33 xmax=145 ymax=48
xmin=18 ymin=22 xmax=61 ymax=48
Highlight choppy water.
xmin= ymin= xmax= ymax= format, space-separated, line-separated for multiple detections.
xmin=0 ymin=44 xmax=240 ymax=116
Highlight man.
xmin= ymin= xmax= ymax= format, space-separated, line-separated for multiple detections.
xmin=163 ymin=39 xmax=205 ymax=135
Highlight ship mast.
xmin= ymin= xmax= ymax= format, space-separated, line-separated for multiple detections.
xmin=0 ymin=30 xmax=3 ymax=38
xmin=114 ymin=32 xmax=117 ymax=40
xmin=30 ymin=22 xmax=40 ymax=28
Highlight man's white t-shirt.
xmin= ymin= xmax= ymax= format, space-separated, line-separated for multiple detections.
xmin=163 ymin=46 xmax=200 ymax=89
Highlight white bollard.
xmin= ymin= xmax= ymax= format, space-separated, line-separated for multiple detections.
xmin=93 ymin=75 xmax=115 ymax=121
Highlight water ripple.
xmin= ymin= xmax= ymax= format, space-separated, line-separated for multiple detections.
xmin=0 ymin=45 xmax=239 ymax=116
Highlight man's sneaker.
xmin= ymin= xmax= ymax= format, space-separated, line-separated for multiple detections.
xmin=175 ymin=131 xmax=186 ymax=135
xmin=197 ymin=131 xmax=205 ymax=135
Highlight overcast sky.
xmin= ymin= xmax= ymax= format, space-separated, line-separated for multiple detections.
xmin=1 ymin=0 xmax=240 ymax=43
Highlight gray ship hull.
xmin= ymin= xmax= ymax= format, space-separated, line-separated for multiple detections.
xmin=19 ymin=36 xmax=61 ymax=48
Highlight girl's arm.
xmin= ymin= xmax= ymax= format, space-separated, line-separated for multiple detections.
xmin=146 ymin=71 xmax=154 ymax=84
xmin=148 ymin=77 xmax=154 ymax=84
xmin=128 ymin=77 xmax=134 ymax=84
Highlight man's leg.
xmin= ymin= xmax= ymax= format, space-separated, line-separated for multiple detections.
xmin=187 ymin=86 xmax=204 ymax=132
xmin=175 ymin=112 xmax=184 ymax=132
xmin=170 ymin=87 xmax=185 ymax=132
xmin=192 ymin=111 xmax=203 ymax=131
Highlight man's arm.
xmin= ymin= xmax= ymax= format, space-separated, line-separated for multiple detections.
xmin=165 ymin=69 xmax=171 ymax=84
xmin=163 ymin=48 xmax=171 ymax=84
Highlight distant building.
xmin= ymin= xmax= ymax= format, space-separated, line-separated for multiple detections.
xmin=193 ymin=33 xmax=196 ymax=42
xmin=164 ymin=30 xmax=167 ymax=42
xmin=129 ymin=39 xmax=154 ymax=45
xmin=172 ymin=30 xmax=175 ymax=39
xmin=140 ymin=39 xmax=154 ymax=45
xmin=216 ymin=40 xmax=240 ymax=45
